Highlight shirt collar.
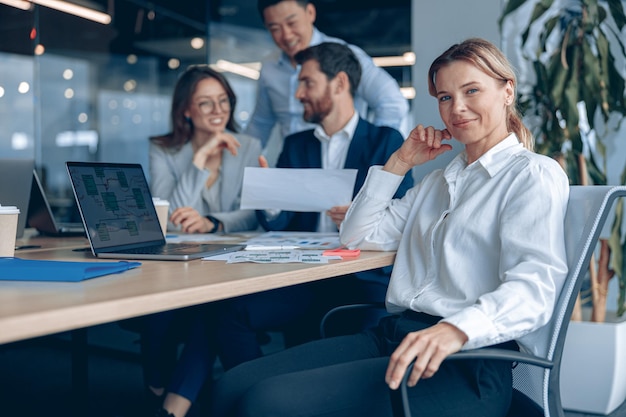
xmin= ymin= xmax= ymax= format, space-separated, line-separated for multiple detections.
xmin=445 ymin=133 xmax=524 ymax=181
xmin=313 ymin=111 xmax=359 ymax=143
xmin=477 ymin=133 xmax=525 ymax=176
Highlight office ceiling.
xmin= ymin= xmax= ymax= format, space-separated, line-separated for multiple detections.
xmin=122 ymin=0 xmax=412 ymax=55
xmin=0 ymin=0 xmax=411 ymax=59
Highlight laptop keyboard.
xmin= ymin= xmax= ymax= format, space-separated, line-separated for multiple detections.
xmin=121 ymin=243 xmax=198 ymax=254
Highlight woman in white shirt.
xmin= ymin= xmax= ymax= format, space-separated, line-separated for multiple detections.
xmin=210 ymin=37 xmax=569 ymax=417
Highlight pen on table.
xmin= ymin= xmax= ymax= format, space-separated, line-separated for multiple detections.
xmin=245 ymin=245 xmax=300 ymax=251
xmin=15 ymin=245 xmax=42 ymax=250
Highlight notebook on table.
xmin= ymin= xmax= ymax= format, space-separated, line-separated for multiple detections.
xmin=65 ymin=161 xmax=244 ymax=261
xmin=27 ymin=169 xmax=85 ymax=237
xmin=0 ymin=158 xmax=35 ymax=238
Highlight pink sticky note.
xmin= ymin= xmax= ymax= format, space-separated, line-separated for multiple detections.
xmin=322 ymin=249 xmax=361 ymax=258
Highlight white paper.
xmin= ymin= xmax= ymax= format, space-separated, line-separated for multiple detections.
xmin=240 ymin=167 xmax=357 ymax=212
xmin=244 ymin=231 xmax=341 ymax=250
xmin=202 ymin=249 xmax=342 ymax=264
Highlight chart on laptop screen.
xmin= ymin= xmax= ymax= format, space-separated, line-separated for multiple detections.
xmin=68 ymin=163 xmax=163 ymax=247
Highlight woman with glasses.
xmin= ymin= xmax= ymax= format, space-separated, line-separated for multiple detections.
xmin=149 ymin=65 xmax=262 ymax=234
xmin=142 ymin=66 xmax=262 ymax=417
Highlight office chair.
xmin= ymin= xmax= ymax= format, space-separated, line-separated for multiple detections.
xmin=320 ymin=186 xmax=626 ymax=417
xmin=393 ymin=185 xmax=626 ymax=417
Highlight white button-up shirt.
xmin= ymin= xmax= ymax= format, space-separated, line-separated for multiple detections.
xmin=340 ymin=134 xmax=569 ymax=355
xmin=314 ymin=111 xmax=358 ymax=233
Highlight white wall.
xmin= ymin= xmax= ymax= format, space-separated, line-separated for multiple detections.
xmin=409 ymin=0 xmax=504 ymax=181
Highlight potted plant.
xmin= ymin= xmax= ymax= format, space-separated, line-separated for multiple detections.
xmin=500 ymin=0 xmax=626 ymax=413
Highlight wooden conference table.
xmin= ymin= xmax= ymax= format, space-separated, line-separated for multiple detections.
xmin=3 ymin=231 xmax=396 ymax=345
xmin=3 ymin=231 xmax=395 ymax=415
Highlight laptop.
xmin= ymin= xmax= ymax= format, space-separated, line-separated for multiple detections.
xmin=65 ymin=161 xmax=244 ymax=261
xmin=0 ymin=158 xmax=35 ymax=238
xmin=27 ymin=169 xmax=85 ymax=237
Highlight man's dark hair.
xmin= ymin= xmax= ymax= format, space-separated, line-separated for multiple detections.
xmin=294 ymin=42 xmax=362 ymax=97
xmin=257 ymin=0 xmax=310 ymax=20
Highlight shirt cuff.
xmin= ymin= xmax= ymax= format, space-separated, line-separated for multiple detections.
xmin=441 ymin=306 xmax=500 ymax=350
xmin=362 ymin=166 xmax=405 ymax=200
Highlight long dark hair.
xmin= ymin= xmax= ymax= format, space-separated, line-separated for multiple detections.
xmin=150 ymin=65 xmax=239 ymax=149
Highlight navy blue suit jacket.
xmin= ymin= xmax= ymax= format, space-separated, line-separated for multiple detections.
xmin=257 ymin=117 xmax=414 ymax=285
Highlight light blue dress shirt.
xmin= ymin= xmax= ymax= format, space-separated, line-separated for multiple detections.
xmin=245 ymin=28 xmax=409 ymax=148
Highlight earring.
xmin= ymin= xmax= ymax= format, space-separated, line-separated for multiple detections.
xmin=185 ymin=116 xmax=192 ymax=124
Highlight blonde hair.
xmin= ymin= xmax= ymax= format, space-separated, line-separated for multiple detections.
xmin=427 ymin=38 xmax=533 ymax=151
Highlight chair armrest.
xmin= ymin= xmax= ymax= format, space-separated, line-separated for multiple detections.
xmin=443 ymin=348 xmax=553 ymax=368
xmin=319 ymin=302 xmax=386 ymax=338
xmin=396 ymin=348 xmax=554 ymax=417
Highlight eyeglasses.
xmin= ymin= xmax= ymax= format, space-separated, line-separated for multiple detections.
xmin=196 ymin=97 xmax=231 ymax=114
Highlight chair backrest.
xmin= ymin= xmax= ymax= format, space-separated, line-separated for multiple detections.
xmin=512 ymin=186 xmax=626 ymax=417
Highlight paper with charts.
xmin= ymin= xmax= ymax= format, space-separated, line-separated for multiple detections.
xmin=240 ymin=167 xmax=357 ymax=211
xmin=202 ymin=232 xmax=343 ymax=263
xmin=244 ymin=231 xmax=341 ymax=250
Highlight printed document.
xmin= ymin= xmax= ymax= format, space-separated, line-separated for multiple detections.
xmin=240 ymin=167 xmax=357 ymax=211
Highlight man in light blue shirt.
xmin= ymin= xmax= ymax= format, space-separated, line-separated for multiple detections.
xmin=246 ymin=0 xmax=409 ymax=149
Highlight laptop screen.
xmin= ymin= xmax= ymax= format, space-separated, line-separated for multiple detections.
xmin=66 ymin=162 xmax=164 ymax=250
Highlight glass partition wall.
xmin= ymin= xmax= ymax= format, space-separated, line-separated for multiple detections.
xmin=0 ymin=0 xmax=411 ymax=221
xmin=0 ymin=0 xmax=272 ymax=218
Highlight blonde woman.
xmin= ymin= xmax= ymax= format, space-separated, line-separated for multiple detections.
xmin=210 ymin=38 xmax=569 ymax=417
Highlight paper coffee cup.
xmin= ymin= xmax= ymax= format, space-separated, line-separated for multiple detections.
xmin=152 ymin=198 xmax=170 ymax=236
xmin=0 ymin=205 xmax=20 ymax=257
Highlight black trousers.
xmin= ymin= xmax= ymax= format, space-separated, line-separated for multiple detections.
xmin=210 ymin=312 xmax=514 ymax=417
xmin=215 ymin=274 xmax=388 ymax=370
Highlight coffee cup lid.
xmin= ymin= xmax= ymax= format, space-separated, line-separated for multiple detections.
xmin=0 ymin=205 xmax=20 ymax=214
xmin=152 ymin=198 xmax=169 ymax=206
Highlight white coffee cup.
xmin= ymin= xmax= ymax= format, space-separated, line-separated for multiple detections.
xmin=0 ymin=205 xmax=20 ymax=257
xmin=152 ymin=198 xmax=170 ymax=236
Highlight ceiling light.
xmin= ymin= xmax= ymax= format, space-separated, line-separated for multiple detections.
xmin=372 ymin=52 xmax=416 ymax=67
xmin=0 ymin=0 xmax=32 ymax=10
xmin=190 ymin=37 xmax=204 ymax=50
xmin=213 ymin=60 xmax=260 ymax=80
xmin=31 ymin=0 xmax=111 ymax=24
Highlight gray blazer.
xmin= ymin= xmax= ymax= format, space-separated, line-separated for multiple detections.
xmin=149 ymin=132 xmax=261 ymax=233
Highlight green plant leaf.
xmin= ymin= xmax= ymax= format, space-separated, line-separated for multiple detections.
xmin=501 ymin=0 xmax=626 ymax=316
xmin=608 ymin=0 xmax=626 ymax=30
xmin=499 ymin=0 xmax=533 ymax=27
xmin=522 ymin=1 xmax=556 ymax=46
xmin=587 ymin=151 xmax=607 ymax=185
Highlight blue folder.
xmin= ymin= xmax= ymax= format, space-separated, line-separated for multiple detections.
xmin=0 ymin=257 xmax=141 ymax=282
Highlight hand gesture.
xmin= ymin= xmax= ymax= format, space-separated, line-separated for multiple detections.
xmin=384 ymin=125 xmax=453 ymax=176
xmin=170 ymin=207 xmax=217 ymax=234
xmin=193 ymin=132 xmax=241 ymax=170
xmin=326 ymin=205 xmax=349 ymax=228
xmin=385 ymin=322 xmax=467 ymax=390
